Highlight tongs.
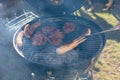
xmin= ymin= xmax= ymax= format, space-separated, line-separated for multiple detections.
xmin=56 ymin=22 xmax=120 ymax=55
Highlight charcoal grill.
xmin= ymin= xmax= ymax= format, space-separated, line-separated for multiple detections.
xmin=13 ymin=0 xmax=106 ymax=80
xmin=13 ymin=15 xmax=106 ymax=80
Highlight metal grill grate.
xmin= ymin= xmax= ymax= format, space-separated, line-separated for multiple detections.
xmin=13 ymin=16 xmax=106 ymax=69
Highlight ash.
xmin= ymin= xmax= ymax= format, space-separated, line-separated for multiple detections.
xmin=32 ymin=48 xmax=80 ymax=66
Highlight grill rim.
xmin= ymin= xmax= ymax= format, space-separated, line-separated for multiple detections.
xmin=13 ymin=15 xmax=106 ymax=68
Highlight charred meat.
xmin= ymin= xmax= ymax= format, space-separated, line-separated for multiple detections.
xmin=48 ymin=29 xmax=64 ymax=46
xmin=42 ymin=26 xmax=57 ymax=35
xmin=63 ymin=22 xmax=76 ymax=34
xmin=42 ymin=26 xmax=64 ymax=46
xmin=32 ymin=31 xmax=47 ymax=46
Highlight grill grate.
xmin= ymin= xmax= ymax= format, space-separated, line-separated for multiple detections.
xmin=13 ymin=16 xmax=106 ymax=69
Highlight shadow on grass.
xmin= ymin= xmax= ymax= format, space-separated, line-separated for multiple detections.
xmin=92 ymin=12 xmax=120 ymax=42
xmin=77 ymin=4 xmax=120 ymax=42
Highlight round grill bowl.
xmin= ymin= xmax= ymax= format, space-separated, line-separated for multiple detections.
xmin=13 ymin=16 xmax=106 ymax=74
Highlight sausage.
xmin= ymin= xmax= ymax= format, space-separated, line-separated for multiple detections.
xmin=23 ymin=24 xmax=31 ymax=38
xmin=16 ymin=31 xmax=24 ymax=46
xmin=56 ymin=29 xmax=91 ymax=55
xmin=29 ymin=22 xmax=41 ymax=35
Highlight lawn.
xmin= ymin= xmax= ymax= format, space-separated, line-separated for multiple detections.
xmin=75 ymin=2 xmax=120 ymax=80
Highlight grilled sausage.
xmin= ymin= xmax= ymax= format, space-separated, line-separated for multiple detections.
xmin=56 ymin=28 xmax=91 ymax=55
xmin=29 ymin=22 xmax=41 ymax=35
xmin=23 ymin=24 xmax=31 ymax=38
xmin=16 ymin=31 xmax=24 ymax=46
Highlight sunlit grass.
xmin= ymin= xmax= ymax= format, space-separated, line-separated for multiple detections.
xmin=94 ymin=13 xmax=118 ymax=26
xmin=80 ymin=6 xmax=119 ymax=26
xmin=80 ymin=6 xmax=97 ymax=20
xmin=93 ymin=40 xmax=120 ymax=80
xmin=79 ymin=5 xmax=120 ymax=80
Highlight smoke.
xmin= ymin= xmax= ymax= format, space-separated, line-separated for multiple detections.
xmin=0 ymin=0 xmax=91 ymax=80
xmin=0 ymin=1 xmax=40 ymax=80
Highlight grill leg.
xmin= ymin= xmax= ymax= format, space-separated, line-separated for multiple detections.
xmin=77 ymin=70 xmax=93 ymax=80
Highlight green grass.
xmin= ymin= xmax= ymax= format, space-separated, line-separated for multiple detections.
xmin=77 ymin=5 xmax=120 ymax=80
xmin=93 ymin=40 xmax=120 ymax=80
